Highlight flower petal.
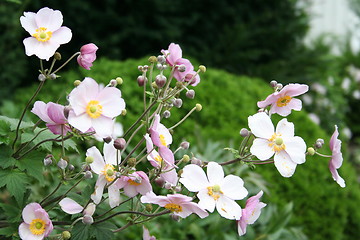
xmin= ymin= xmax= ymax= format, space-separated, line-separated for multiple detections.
xmin=51 ymin=26 xmax=72 ymax=45
xmin=183 ymin=202 xmax=209 ymax=219
xmin=103 ymin=141 xmax=120 ymax=166
xmin=274 ymin=151 xmax=297 ymax=177
xmin=283 ymin=136 xmax=306 ymax=164
xmin=216 ymin=196 xmax=242 ymax=220
xmin=22 ymin=203 xmax=41 ymax=224
xmin=91 ymin=116 xmax=115 ymax=138
xmin=197 ymin=188 xmax=216 ymax=212
xmin=87 ymin=146 xmax=105 ymax=175
xmin=68 ymin=111 xmax=92 ymax=133
xmin=31 ymin=101 xmax=52 ymax=123
xmin=59 ymin=198 xmax=83 ymax=214
xmin=287 ymin=98 xmax=302 ymax=111
xmin=282 ymin=83 xmax=309 ymax=97
xmin=36 ymin=41 xmax=60 ymax=61
xmin=329 ymin=162 xmax=346 ymax=188
xmin=23 ymin=37 xmax=42 ymax=58
xmin=275 ymin=118 xmax=294 ymax=137
xmin=221 ymin=175 xmax=248 ymax=200
xmin=250 ymin=138 xmax=274 ymax=160
xmin=35 ymin=7 xmax=63 ymax=32
xmin=180 ymin=164 xmax=209 ymax=192
xmin=20 ymin=12 xmax=37 ymax=35
xmin=108 ymin=183 xmax=121 ymax=208
xmin=47 ymin=102 xmax=66 ymax=124
xmin=97 ymin=87 xmax=125 ymax=118
xmin=91 ymin=175 xmax=107 ymax=204
xmin=206 ymin=162 xmax=224 ymax=185
xmin=19 ymin=222 xmax=44 ymax=240
xmin=248 ymin=112 xmax=274 ymax=139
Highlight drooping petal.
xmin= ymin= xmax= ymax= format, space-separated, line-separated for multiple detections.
xmin=59 ymin=198 xmax=83 ymax=214
xmin=51 ymin=26 xmax=72 ymax=45
xmin=287 ymin=98 xmax=302 ymax=111
xmin=221 ymin=175 xmax=248 ymax=200
xmin=87 ymin=146 xmax=105 ymax=175
xmin=237 ymin=219 xmax=247 ymax=236
xmin=35 ymin=7 xmax=63 ymax=32
xmin=216 ymin=196 xmax=242 ymax=220
xmin=197 ymin=188 xmax=216 ymax=213
xmin=329 ymin=162 xmax=346 ymax=188
xmin=91 ymin=175 xmax=107 ymax=204
xmin=166 ymin=43 xmax=182 ymax=66
xmin=250 ymin=138 xmax=274 ymax=160
xmin=206 ymin=162 xmax=224 ymax=185
xmin=108 ymin=183 xmax=121 ymax=208
xmin=20 ymin=12 xmax=38 ymax=35
xmin=248 ymin=112 xmax=274 ymax=139
xmin=282 ymin=83 xmax=309 ymax=97
xmin=159 ymin=147 xmax=175 ymax=167
xmin=47 ymin=102 xmax=66 ymax=124
xmin=283 ymin=136 xmax=306 ymax=164
xmin=257 ymin=93 xmax=278 ymax=108
xmin=182 ymin=202 xmax=209 ymax=219
xmin=180 ymin=164 xmax=209 ymax=192
xmin=274 ymin=151 xmax=297 ymax=177
xmin=275 ymin=118 xmax=294 ymax=138
xmin=270 ymin=104 xmax=293 ymax=117
xmin=160 ymin=168 xmax=178 ymax=186
xmin=124 ymin=185 xmax=138 ymax=198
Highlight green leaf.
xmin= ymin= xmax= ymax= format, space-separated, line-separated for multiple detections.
xmin=0 ymin=169 xmax=29 ymax=205
xmin=224 ymin=147 xmax=241 ymax=159
xmin=54 ymin=138 xmax=79 ymax=153
xmin=0 ymin=225 xmax=19 ymax=238
xmin=0 ymin=203 xmax=21 ymax=223
xmin=0 ymin=116 xmax=33 ymax=131
xmin=21 ymin=128 xmax=55 ymax=152
xmin=0 ymin=145 xmax=16 ymax=168
xmin=0 ymin=119 xmax=10 ymax=136
xmin=90 ymin=222 xmax=116 ymax=240
xmin=15 ymin=151 xmax=45 ymax=184
xmin=71 ymin=222 xmax=91 ymax=240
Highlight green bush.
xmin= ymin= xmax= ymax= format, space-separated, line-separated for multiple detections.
xmin=6 ymin=57 xmax=360 ymax=239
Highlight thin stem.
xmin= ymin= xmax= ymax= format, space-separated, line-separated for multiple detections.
xmin=48 ymin=57 xmax=57 ymax=73
xmin=168 ymin=107 xmax=197 ymax=130
xmin=112 ymin=222 xmax=133 ymax=233
xmin=13 ymin=128 xmax=47 ymax=157
xmin=315 ymin=152 xmax=332 ymax=158
xmin=94 ymin=210 xmax=170 ymax=225
xmin=40 ymin=181 xmax=62 ymax=205
xmin=51 ymin=52 xmax=80 ymax=75
xmin=95 ymin=197 xmax=134 ymax=219
xmin=12 ymin=80 xmax=45 ymax=150
xmin=122 ymin=137 xmax=145 ymax=164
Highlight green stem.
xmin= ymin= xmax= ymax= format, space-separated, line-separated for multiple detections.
xmin=315 ymin=152 xmax=332 ymax=158
xmin=40 ymin=181 xmax=62 ymax=206
xmin=13 ymin=128 xmax=47 ymax=157
xmin=51 ymin=52 xmax=80 ymax=75
xmin=94 ymin=210 xmax=170 ymax=225
xmin=168 ymin=107 xmax=196 ymax=130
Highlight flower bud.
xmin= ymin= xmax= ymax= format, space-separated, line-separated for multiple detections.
xmin=316 ymin=138 xmax=324 ymax=145
xmin=155 ymin=176 xmax=165 ymax=187
xmin=270 ymin=80 xmax=278 ymax=88
xmin=191 ymin=157 xmax=202 ymax=166
xmin=157 ymin=55 xmax=166 ymax=64
xmin=186 ymin=89 xmax=195 ymax=99
xmin=121 ymin=109 xmax=127 ymax=116
xmin=83 ymin=203 xmax=96 ymax=216
xmin=143 ymin=65 xmax=149 ymax=71
xmin=82 ymin=215 xmax=94 ymax=225
xmin=138 ymin=66 xmax=144 ymax=72
xmin=85 ymin=156 xmax=94 ymax=164
xmin=61 ymin=231 xmax=71 ymax=240
xmin=109 ymin=79 xmax=117 ymax=87
xmin=173 ymin=99 xmax=183 ymax=108
xmin=163 ymin=110 xmax=171 ymax=119
xmin=145 ymin=204 xmax=153 ymax=212
xmin=239 ymin=128 xmax=250 ymax=137
xmin=38 ymin=74 xmax=46 ymax=82
xmin=164 ymin=182 xmax=172 ymax=189
xmin=68 ymin=164 xmax=75 ymax=171
xmin=128 ymin=157 xmax=137 ymax=167
xmin=43 ymin=155 xmax=53 ymax=166
xmin=199 ymin=65 xmax=206 ymax=73
xmin=315 ymin=142 xmax=323 ymax=149
xmin=182 ymin=154 xmax=190 ymax=163
xmin=276 ymin=83 xmax=283 ymax=90
xmin=49 ymin=73 xmax=57 ymax=80
xmin=103 ymin=136 xmax=112 ymax=143
xmin=155 ymin=75 xmax=167 ymax=88
xmin=54 ymin=52 xmax=62 ymax=60
xmin=177 ymin=169 xmax=183 ymax=177
xmin=178 ymin=64 xmax=186 ymax=72
xmin=137 ymin=76 xmax=147 ymax=86
xmin=174 ymin=185 xmax=181 ymax=192
xmin=195 ymin=103 xmax=202 ymax=112
xmin=148 ymin=56 xmax=157 ymax=63
xmin=77 ymin=43 xmax=98 ymax=70
xmin=57 ymin=158 xmax=68 ymax=170
xmin=156 ymin=63 xmax=163 ymax=70
xmin=114 ymin=138 xmax=126 ymax=150
xmin=307 ymin=147 xmax=315 ymax=156
xmin=116 ymin=77 xmax=123 ymax=85
xmin=84 ymin=171 xmax=93 ymax=179
xmin=74 ymin=80 xmax=82 ymax=86
xmin=180 ymin=141 xmax=190 ymax=150
xmin=63 ymin=106 xmax=71 ymax=119
xmin=171 ymin=213 xmax=180 ymax=222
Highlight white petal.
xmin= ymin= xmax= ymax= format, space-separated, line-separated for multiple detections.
xmin=221 ymin=175 xmax=248 ymax=200
xmin=91 ymin=175 xmax=107 ymax=204
xmin=23 ymin=37 xmax=41 ymax=57
xmin=20 ymin=12 xmax=37 ymax=35
xmin=103 ymin=141 xmax=120 ymax=165
xmin=87 ymin=146 xmax=105 ymax=175
xmin=51 ymin=27 xmax=72 ymax=45
xmin=284 ymin=136 xmax=306 ymax=164
xmin=216 ymin=196 xmax=242 ymax=220
xmin=206 ymin=162 xmax=224 ymax=185
xmin=97 ymin=87 xmax=125 ymax=118
xmin=36 ymin=41 xmax=60 ymax=61
xmin=35 ymin=7 xmax=63 ymax=32
xmin=68 ymin=111 xmax=92 ymax=133
xmin=248 ymin=112 xmax=274 ymax=139
xmin=19 ymin=223 xmax=44 ymax=240
xmin=287 ymin=98 xmax=302 ymax=111
xmin=274 ymin=151 xmax=297 ymax=177
xmin=250 ymin=138 xmax=274 ymax=160
xmin=179 ymin=164 xmax=209 ymax=192
xmin=276 ymin=118 xmax=294 ymax=137
xmin=91 ymin=116 xmax=114 ymax=138
xmin=108 ymin=183 xmax=121 ymax=208
xmin=197 ymin=188 xmax=216 ymax=212
xmin=59 ymin=198 xmax=83 ymax=214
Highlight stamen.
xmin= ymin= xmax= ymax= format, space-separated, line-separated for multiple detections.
xmin=159 ymin=134 xmax=167 ymax=146
xmin=32 ymin=27 xmax=52 ymax=42
xmin=207 ymin=185 xmax=223 ymax=201
xmin=101 ymin=164 xmax=116 ymax=182
xmin=276 ymin=95 xmax=292 ymax=107
xmin=29 ymin=219 xmax=46 ymax=235
xmin=165 ymin=203 xmax=182 ymax=213
xmin=86 ymin=100 xmax=103 ymax=119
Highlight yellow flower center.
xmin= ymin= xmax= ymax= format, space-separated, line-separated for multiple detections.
xmin=268 ymin=133 xmax=286 ymax=153
xmin=159 ymin=134 xmax=167 ymax=146
xmin=128 ymin=178 xmax=141 ymax=186
xmin=32 ymin=27 xmax=52 ymax=42
xmin=165 ymin=203 xmax=182 ymax=213
xmin=276 ymin=95 xmax=292 ymax=107
xmin=86 ymin=100 xmax=103 ymax=119
xmin=154 ymin=155 xmax=163 ymax=165
xmin=207 ymin=185 xmax=223 ymax=201
xmin=29 ymin=218 xmax=46 ymax=235
xmin=101 ymin=164 xmax=116 ymax=182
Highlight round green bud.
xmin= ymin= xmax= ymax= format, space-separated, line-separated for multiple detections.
xmin=121 ymin=109 xmax=127 ymax=116
xmin=128 ymin=157 xmax=137 ymax=167
xmin=54 ymin=52 xmax=62 ymax=60
xmin=176 ymin=81 xmax=184 ymax=89
xmin=148 ymin=56 xmax=157 ymax=63
xmin=62 ymin=231 xmax=71 ymax=240
xmin=182 ymin=154 xmax=190 ymax=163
xmin=145 ymin=204 xmax=153 ymax=212
xmin=177 ymin=169 xmax=183 ymax=177
xmin=307 ymin=147 xmax=315 ymax=156
xmin=199 ymin=65 xmax=206 ymax=73
xmin=116 ymin=77 xmax=123 ymax=85
xmin=86 ymin=156 xmax=94 ymax=164
xmin=195 ymin=103 xmax=202 ymax=112
xmin=74 ymin=80 xmax=81 ymax=86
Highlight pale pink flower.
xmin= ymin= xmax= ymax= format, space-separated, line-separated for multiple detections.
xmin=149 ymin=114 xmax=172 ymax=148
xmin=68 ymin=77 xmax=125 ymax=138
xmin=257 ymin=84 xmax=309 ymax=116
xmin=329 ymin=125 xmax=346 ymax=188
xmin=237 ymin=191 xmax=267 ymax=236
xmin=87 ymin=142 xmax=121 ymax=207
xmin=180 ymin=162 xmax=248 ymax=220
xmin=20 ymin=7 xmax=72 ymax=60
xmin=143 ymin=226 xmax=156 ymax=240
xmin=18 ymin=203 xmax=53 ymax=240
xmin=248 ymin=112 xmax=306 ymax=177
xmin=77 ymin=43 xmax=98 ymax=70
xmin=141 ymin=192 xmax=209 ymax=219
xmin=31 ymin=101 xmax=70 ymax=135
xmin=116 ymin=171 xmax=152 ymax=197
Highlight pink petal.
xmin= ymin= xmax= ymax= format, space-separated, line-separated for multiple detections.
xmin=124 ymin=185 xmax=138 ymax=198
xmin=237 ymin=219 xmax=247 ymax=236
xmin=180 ymin=164 xmax=209 ymax=192
xmin=221 ymin=175 xmax=248 ymax=200
xmin=31 ymin=101 xmax=52 ymax=123
xmin=51 ymin=26 xmax=72 ymax=45
xmin=59 ymin=198 xmax=83 ymax=214
xmin=35 ymin=7 xmax=63 ymax=32
xmin=248 ymin=112 xmax=274 ymax=139
xmin=282 ymin=84 xmax=309 ymax=97
xmin=20 ymin=12 xmax=38 ymax=35
xmin=274 ymin=151 xmax=297 ymax=177
xmin=159 ymin=147 xmax=175 ymax=167
xmin=22 ymin=203 xmax=42 ymax=224
xmin=206 ymin=162 xmax=224 ymax=185
xmin=167 ymin=43 xmax=182 ymax=66
xmin=329 ymin=162 xmax=346 ymax=188
xmin=160 ymin=168 xmax=178 ymax=186
xmin=287 ymin=98 xmax=302 ymax=111
xmin=269 ymin=104 xmax=292 ymax=117
xmin=47 ymin=102 xmax=66 ymax=124
xmin=183 ymin=202 xmax=209 ymax=219
xmin=257 ymin=92 xmax=278 ymax=108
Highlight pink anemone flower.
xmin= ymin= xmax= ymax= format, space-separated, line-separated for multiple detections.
xmin=143 ymin=226 xmax=156 ymax=240
xmin=77 ymin=43 xmax=98 ymax=70
xmin=67 ymin=77 xmax=125 ymax=138
xmin=141 ymin=192 xmax=209 ymax=219
xmin=257 ymin=83 xmax=309 ymax=117
xmin=18 ymin=203 xmax=53 ymax=240
xmin=237 ymin=191 xmax=267 ymax=236
xmin=117 ymin=171 xmax=152 ymax=197
xmin=329 ymin=125 xmax=346 ymax=188
xmin=20 ymin=7 xmax=72 ymax=60
xmin=31 ymin=101 xmax=70 ymax=135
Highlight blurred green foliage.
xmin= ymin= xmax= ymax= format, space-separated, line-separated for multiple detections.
xmin=4 ymin=57 xmax=360 ymax=239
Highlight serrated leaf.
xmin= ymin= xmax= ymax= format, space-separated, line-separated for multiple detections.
xmin=15 ymin=151 xmax=45 ymax=184
xmin=90 ymin=222 xmax=116 ymax=240
xmin=0 ymin=145 xmax=16 ymax=168
xmin=0 ymin=119 xmax=10 ymax=136
xmin=0 ymin=203 xmax=21 ymax=223
xmin=0 ymin=116 xmax=33 ymax=131
xmin=224 ymin=147 xmax=241 ymax=158
xmin=0 ymin=225 xmax=19 ymax=237
xmin=0 ymin=169 xmax=29 ymax=205
xmin=21 ymin=128 xmax=55 ymax=152
xmin=71 ymin=222 xmax=91 ymax=240
xmin=55 ymin=138 xmax=79 ymax=153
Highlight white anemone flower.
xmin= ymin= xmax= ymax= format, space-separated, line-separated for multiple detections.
xmin=248 ymin=112 xmax=306 ymax=177
xmin=180 ymin=162 xmax=248 ymax=220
